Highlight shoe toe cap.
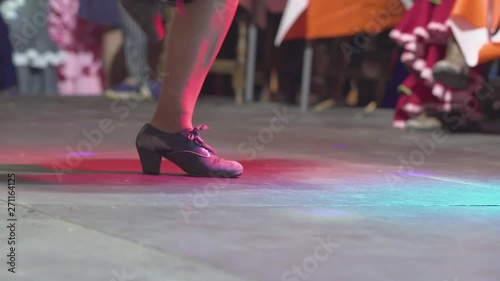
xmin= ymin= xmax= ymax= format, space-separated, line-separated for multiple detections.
xmin=209 ymin=159 xmax=243 ymax=178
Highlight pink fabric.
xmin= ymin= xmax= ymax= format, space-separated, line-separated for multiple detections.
xmin=49 ymin=0 xmax=104 ymax=96
xmin=389 ymin=0 xmax=483 ymax=128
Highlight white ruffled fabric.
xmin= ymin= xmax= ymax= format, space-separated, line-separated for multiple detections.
xmin=13 ymin=49 xmax=67 ymax=68
xmin=2 ymin=0 xmax=67 ymax=68
xmin=0 ymin=0 xmax=26 ymax=20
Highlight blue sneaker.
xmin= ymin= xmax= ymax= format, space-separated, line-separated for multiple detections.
xmin=132 ymin=80 xmax=162 ymax=101
xmin=146 ymin=80 xmax=162 ymax=100
xmin=105 ymin=83 xmax=152 ymax=101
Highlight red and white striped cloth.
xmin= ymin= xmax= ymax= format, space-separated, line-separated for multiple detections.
xmin=49 ymin=0 xmax=104 ymax=96
xmin=390 ymin=0 xmax=483 ymax=128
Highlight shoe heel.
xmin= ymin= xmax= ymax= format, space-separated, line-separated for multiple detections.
xmin=137 ymin=147 xmax=162 ymax=175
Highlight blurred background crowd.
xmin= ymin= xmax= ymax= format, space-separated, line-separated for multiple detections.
xmin=1 ymin=0 xmax=500 ymax=132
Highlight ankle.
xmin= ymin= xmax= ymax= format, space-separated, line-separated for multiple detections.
xmin=150 ymin=119 xmax=192 ymax=134
xmin=151 ymin=111 xmax=194 ymax=133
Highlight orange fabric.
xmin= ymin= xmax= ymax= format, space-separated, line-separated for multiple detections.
xmin=451 ymin=0 xmax=500 ymax=64
xmin=451 ymin=0 xmax=500 ymax=30
xmin=478 ymin=43 xmax=500 ymax=65
xmin=450 ymin=0 xmax=488 ymax=28
xmin=285 ymin=0 xmax=406 ymax=40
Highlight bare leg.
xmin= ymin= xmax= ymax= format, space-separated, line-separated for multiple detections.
xmin=151 ymin=0 xmax=239 ymax=133
xmin=102 ymin=28 xmax=123 ymax=88
xmin=133 ymin=0 xmax=243 ymax=178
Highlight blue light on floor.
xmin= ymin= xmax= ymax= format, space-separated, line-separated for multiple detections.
xmin=332 ymin=144 xmax=349 ymax=149
xmin=311 ymin=176 xmax=500 ymax=208
xmin=398 ymin=170 xmax=432 ymax=176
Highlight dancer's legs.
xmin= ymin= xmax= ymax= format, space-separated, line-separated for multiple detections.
xmin=433 ymin=38 xmax=469 ymax=90
xmin=125 ymin=0 xmax=243 ymax=177
xmin=118 ymin=3 xmax=150 ymax=87
xmin=151 ymin=0 xmax=239 ymax=133
xmin=102 ymin=29 xmax=123 ymax=88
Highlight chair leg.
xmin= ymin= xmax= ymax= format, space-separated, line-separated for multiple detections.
xmin=233 ymin=16 xmax=247 ymax=105
xmin=300 ymin=40 xmax=314 ymax=112
xmin=259 ymin=12 xmax=280 ymax=103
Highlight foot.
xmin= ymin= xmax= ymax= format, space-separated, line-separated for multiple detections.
xmin=136 ymin=123 xmax=243 ymax=178
xmin=144 ymin=80 xmax=163 ymax=100
xmin=432 ymin=60 xmax=469 ymax=90
xmin=119 ymin=0 xmax=165 ymax=41
xmin=406 ymin=113 xmax=442 ymax=131
xmin=105 ymin=82 xmax=153 ymax=101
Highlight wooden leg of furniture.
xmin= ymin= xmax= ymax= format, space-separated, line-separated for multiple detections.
xmin=233 ymin=16 xmax=248 ymax=105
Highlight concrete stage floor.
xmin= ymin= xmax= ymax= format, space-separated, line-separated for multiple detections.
xmin=0 ymin=96 xmax=499 ymax=281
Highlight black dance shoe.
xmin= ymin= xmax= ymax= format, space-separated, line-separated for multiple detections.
xmin=432 ymin=60 xmax=469 ymax=90
xmin=136 ymin=124 xmax=243 ymax=178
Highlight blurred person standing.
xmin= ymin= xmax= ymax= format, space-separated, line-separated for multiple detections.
xmin=0 ymin=0 xmax=65 ymax=96
xmin=78 ymin=0 xmax=122 ymax=90
xmin=104 ymin=2 xmax=164 ymax=101
xmin=390 ymin=0 xmax=485 ymax=131
xmin=49 ymin=0 xmax=104 ymax=96
xmin=0 ymin=2 xmax=16 ymax=95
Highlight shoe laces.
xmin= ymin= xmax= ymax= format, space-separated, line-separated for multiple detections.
xmin=184 ymin=125 xmax=216 ymax=154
